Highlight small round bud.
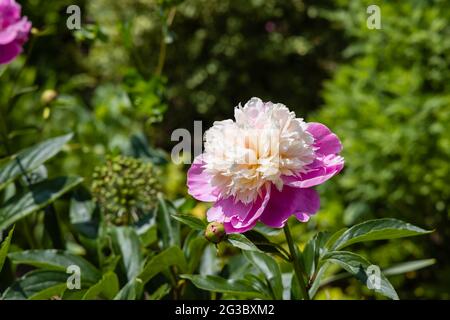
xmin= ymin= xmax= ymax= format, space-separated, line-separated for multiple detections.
xmin=204 ymin=222 xmax=226 ymax=244
xmin=41 ymin=89 xmax=58 ymax=105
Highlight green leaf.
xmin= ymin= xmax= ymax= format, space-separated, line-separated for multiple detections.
xmin=110 ymin=226 xmax=143 ymax=281
xmin=148 ymin=283 xmax=171 ymax=300
xmin=228 ymin=233 xmax=261 ymax=252
xmin=322 ymin=251 xmax=399 ymax=300
xmin=318 ymin=259 xmax=436 ymax=288
xmin=308 ymin=262 xmax=329 ymax=299
xmin=0 ymin=133 xmax=73 ymax=190
xmin=8 ymin=249 xmax=101 ymax=284
xmin=69 ymin=187 xmax=98 ymax=238
xmin=180 ymin=274 xmax=266 ymax=299
xmin=244 ymin=273 xmax=274 ymax=299
xmin=0 ymin=226 xmax=14 ymax=272
xmin=302 ymin=232 xmax=330 ymax=278
xmin=62 ymin=289 xmax=88 ymax=300
xmin=243 ymin=230 xmax=290 ymax=260
xmin=2 ymin=270 xmax=68 ymax=300
xmin=383 ymin=259 xmax=436 ymax=276
xmin=69 ymin=188 xmax=94 ymax=224
xmin=324 ymin=228 xmax=346 ymax=249
xmin=331 ymin=218 xmax=432 ymax=250
xmin=82 ymin=271 xmax=119 ymax=300
xmin=243 ymin=250 xmax=283 ymax=300
xmin=0 ymin=176 xmax=83 ymax=230
xmin=138 ymin=246 xmax=187 ymax=285
xmin=114 ymin=278 xmax=144 ymax=300
xmin=183 ymin=229 xmax=208 ymax=273
xmin=29 ymin=283 xmax=68 ymax=300
xmin=138 ymin=224 xmax=157 ymax=247
xmin=156 ymin=194 xmax=180 ymax=249
xmin=171 ymin=213 xmax=206 ymax=231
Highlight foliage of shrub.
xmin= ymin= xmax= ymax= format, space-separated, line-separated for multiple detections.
xmin=0 ymin=0 xmax=445 ymax=300
xmin=314 ymin=0 xmax=450 ymax=298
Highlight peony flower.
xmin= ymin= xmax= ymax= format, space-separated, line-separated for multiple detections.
xmin=187 ymin=97 xmax=344 ymax=233
xmin=0 ymin=0 xmax=31 ymax=65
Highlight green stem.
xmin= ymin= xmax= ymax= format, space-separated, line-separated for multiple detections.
xmin=7 ymin=34 xmax=36 ymax=114
xmin=21 ymin=217 xmax=37 ymax=249
xmin=154 ymin=7 xmax=176 ymax=76
xmin=283 ymin=224 xmax=310 ymax=300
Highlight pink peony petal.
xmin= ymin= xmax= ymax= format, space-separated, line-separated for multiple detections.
xmin=259 ymin=186 xmax=320 ymax=228
xmin=187 ymin=154 xmax=219 ymax=202
xmin=295 ymin=212 xmax=311 ymax=222
xmin=206 ymin=185 xmax=271 ymax=234
xmin=0 ymin=17 xmax=30 ymax=44
xmin=0 ymin=0 xmax=31 ymax=65
xmin=226 ymin=186 xmax=271 ymax=233
xmin=0 ymin=0 xmax=21 ymax=28
xmin=283 ymin=154 xmax=344 ymax=189
xmin=0 ymin=25 xmax=19 ymax=44
xmin=307 ymin=122 xmax=342 ymax=156
xmin=0 ymin=41 xmax=20 ymax=64
xmin=207 ymin=197 xmax=249 ymax=224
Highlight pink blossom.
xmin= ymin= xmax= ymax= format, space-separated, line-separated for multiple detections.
xmin=187 ymin=98 xmax=344 ymax=233
xmin=0 ymin=0 xmax=31 ymax=65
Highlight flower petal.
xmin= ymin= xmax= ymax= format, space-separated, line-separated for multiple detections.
xmin=187 ymin=154 xmax=219 ymax=202
xmin=307 ymin=122 xmax=342 ymax=156
xmin=206 ymin=185 xmax=271 ymax=234
xmin=0 ymin=42 xmax=21 ymax=65
xmin=227 ymin=186 xmax=271 ymax=233
xmin=0 ymin=26 xmax=19 ymax=45
xmin=259 ymin=186 xmax=320 ymax=228
xmin=283 ymin=154 xmax=344 ymax=189
xmin=206 ymin=197 xmax=251 ymax=224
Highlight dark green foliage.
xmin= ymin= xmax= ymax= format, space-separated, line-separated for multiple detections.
xmin=314 ymin=0 xmax=450 ymax=298
xmin=0 ymin=0 xmax=445 ymax=300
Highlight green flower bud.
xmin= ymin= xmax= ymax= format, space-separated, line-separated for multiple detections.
xmin=41 ymin=89 xmax=58 ymax=105
xmin=204 ymin=222 xmax=226 ymax=244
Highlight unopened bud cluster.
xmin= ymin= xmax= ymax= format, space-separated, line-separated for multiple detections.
xmin=91 ymin=155 xmax=159 ymax=225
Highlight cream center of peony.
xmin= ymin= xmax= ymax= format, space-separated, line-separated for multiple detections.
xmin=203 ymin=98 xmax=315 ymax=204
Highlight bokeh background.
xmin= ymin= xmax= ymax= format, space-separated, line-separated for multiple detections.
xmin=1 ymin=0 xmax=449 ymax=299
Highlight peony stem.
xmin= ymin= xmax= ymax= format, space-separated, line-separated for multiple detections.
xmin=283 ymin=223 xmax=310 ymax=300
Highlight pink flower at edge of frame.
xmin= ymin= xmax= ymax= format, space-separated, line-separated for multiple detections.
xmin=0 ymin=0 xmax=32 ymax=65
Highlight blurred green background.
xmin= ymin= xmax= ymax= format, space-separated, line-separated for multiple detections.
xmin=1 ymin=0 xmax=449 ymax=299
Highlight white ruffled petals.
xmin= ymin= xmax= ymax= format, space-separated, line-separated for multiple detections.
xmin=203 ymin=97 xmax=315 ymax=204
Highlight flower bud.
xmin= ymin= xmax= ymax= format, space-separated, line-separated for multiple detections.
xmin=41 ymin=89 xmax=58 ymax=105
xmin=204 ymin=222 xmax=226 ymax=244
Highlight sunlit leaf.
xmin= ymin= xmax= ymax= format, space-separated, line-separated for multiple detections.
xmin=180 ymin=274 xmax=267 ymax=299
xmin=330 ymin=218 xmax=432 ymax=250
xmin=138 ymin=246 xmax=186 ymax=285
xmin=8 ymin=249 xmax=101 ymax=284
xmin=322 ymin=251 xmax=399 ymax=300
xmin=0 ymin=133 xmax=73 ymax=190
xmin=0 ymin=176 xmax=83 ymax=230
xmin=243 ymin=250 xmax=283 ymax=300
xmin=0 ymin=226 xmax=14 ymax=272
xmin=110 ymin=226 xmax=143 ymax=281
